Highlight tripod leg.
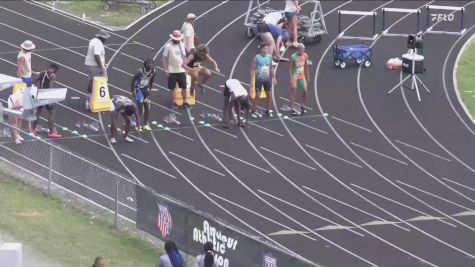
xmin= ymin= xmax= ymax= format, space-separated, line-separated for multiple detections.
xmin=415 ymin=75 xmax=431 ymax=94
xmin=414 ymin=78 xmax=421 ymax=101
xmin=387 ymin=75 xmax=411 ymax=95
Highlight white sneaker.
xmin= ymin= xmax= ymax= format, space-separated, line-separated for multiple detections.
xmin=124 ymin=136 xmax=134 ymax=143
xmin=110 ymin=137 xmax=117 ymax=144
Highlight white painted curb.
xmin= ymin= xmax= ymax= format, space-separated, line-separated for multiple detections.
xmin=453 ymin=33 xmax=475 ymax=124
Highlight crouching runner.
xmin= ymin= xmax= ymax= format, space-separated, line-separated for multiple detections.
xmin=110 ymin=95 xmax=139 ymax=144
xmin=183 ymin=44 xmax=219 ymax=96
xmin=223 ymin=79 xmax=250 ymax=128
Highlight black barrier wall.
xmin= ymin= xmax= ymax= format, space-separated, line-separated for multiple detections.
xmin=136 ymin=185 xmax=318 ymax=267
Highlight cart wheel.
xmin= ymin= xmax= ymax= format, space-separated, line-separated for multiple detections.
xmin=340 ymin=61 xmax=346 ymax=69
xmin=356 ymin=59 xmax=363 ymax=64
xmin=103 ymin=4 xmax=110 ymax=11
xmin=364 ymin=60 xmax=371 ymax=67
xmin=148 ymin=2 xmax=156 ymax=9
xmin=334 ymin=60 xmax=340 ymax=66
xmin=313 ymin=35 xmax=322 ymax=43
xmin=246 ymin=28 xmax=255 ymax=38
xmin=140 ymin=7 xmax=147 ymax=14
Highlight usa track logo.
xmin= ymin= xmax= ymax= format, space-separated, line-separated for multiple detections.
xmin=157 ymin=203 xmax=173 ymax=238
xmin=263 ymin=253 xmax=277 ymax=267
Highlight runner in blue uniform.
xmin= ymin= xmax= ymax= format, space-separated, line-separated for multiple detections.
xmin=131 ymin=58 xmax=155 ymax=131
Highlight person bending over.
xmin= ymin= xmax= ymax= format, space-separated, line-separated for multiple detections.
xmin=182 ymin=44 xmax=220 ymax=96
xmin=110 ymin=95 xmax=139 ymax=144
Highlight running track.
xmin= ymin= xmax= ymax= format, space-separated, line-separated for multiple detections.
xmin=1 ymin=1 xmax=475 ymax=266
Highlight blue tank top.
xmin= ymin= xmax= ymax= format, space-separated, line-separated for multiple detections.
xmin=255 ymin=54 xmax=271 ymax=80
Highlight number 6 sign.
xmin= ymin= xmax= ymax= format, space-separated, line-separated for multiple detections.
xmin=91 ymin=76 xmax=111 ymax=112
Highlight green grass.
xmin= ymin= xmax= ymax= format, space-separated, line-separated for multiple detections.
xmin=0 ymin=173 xmax=160 ymax=267
xmin=44 ymin=0 xmax=167 ymax=29
xmin=456 ymin=37 xmax=475 ymax=121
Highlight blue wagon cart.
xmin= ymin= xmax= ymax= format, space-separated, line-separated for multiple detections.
xmin=333 ymin=43 xmax=372 ymax=69
xmin=102 ymin=0 xmax=157 ymax=14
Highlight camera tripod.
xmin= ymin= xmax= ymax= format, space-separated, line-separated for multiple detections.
xmin=387 ymin=50 xmax=430 ymax=102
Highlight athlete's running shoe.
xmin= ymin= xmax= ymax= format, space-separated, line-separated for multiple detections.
xmin=300 ymin=106 xmax=307 ymax=114
xmin=48 ymin=132 xmax=62 ymax=138
xmin=124 ymin=136 xmax=134 ymax=143
xmin=110 ymin=137 xmax=117 ymax=144
xmin=290 ymin=109 xmax=299 ymax=116
xmin=143 ymin=124 xmax=152 ymax=131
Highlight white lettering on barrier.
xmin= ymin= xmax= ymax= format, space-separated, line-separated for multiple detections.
xmin=193 ymin=220 xmax=238 ymax=267
xmin=431 ymin=13 xmax=455 ymax=22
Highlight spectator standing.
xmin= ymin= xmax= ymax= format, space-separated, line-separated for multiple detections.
xmin=32 ymin=63 xmax=62 ymax=138
xmin=7 ymin=89 xmax=25 ymax=144
xmin=162 ymin=30 xmax=188 ymax=110
xmin=85 ymin=29 xmax=111 ymax=110
xmin=181 ymin=13 xmax=197 ymax=55
xmin=196 ymin=242 xmax=218 ymax=267
xmin=284 ymin=0 xmax=300 ymax=47
xmin=17 ymin=40 xmax=35 ymax=87
xmin=157 ymin=240 xmax=186 ymax=267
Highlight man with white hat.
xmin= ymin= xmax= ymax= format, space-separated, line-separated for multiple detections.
xmin=162 ymin=30 xmax=188 ymax=109
xmin=180 ymin=13 xmax=196 ymax=55
xmin=17 ymin=40 xmax=35 ymax=87
xmin=84 ymin=29 xmax=111 ymax=110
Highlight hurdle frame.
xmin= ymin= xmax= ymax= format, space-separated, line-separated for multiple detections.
xmin=337 ymin=10 xmax=378 ymax=41
xmin=382 ymin=7 xmax=422 ymax=37
xmin=425 ymin=4 xmax=466 ymax=35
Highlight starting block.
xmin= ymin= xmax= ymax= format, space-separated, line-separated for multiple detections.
xmin=91 ymin=76 xmax=111 ymax=112
xmin=173 ymin=74 xmax=195 ymax=106
xmin=249 ymin=72 xmax=267 ymax=100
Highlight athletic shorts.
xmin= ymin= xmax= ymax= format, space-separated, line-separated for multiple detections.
xmin=285 ymin=12 xmax=297 ymax=19
xmin=86 ymin=65 xmax=107 ymax=80
xmin=21 ymin=77 xmax=32 ymax=87
xmin=257 ymin=22 xmax=270 ymax=33
xmin=168 ymin=72 xmax=187 ymax=90
xmin=293 ymin=78 xmax=307 ymax=89
xmin=255 ymin=78 xmax=271 ymax=92
xmin=137 ymin=88 xmax=150 ymax=102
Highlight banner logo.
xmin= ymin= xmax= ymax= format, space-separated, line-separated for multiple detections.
xmin=263 ymin=253 xmax=277 ymax=267
xmin=157 ymin=204 xmax=173 ymax=237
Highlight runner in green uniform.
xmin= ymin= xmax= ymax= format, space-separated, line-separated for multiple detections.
xmin=289 ymin=43 xmax=309 ymax=115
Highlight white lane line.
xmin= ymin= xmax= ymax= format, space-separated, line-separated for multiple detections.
xmin=268 ymin=229 xmax=311 ymax=235
xmin=169 ymin=151 xmax=225 ymax=177
xmin=260 ymin=147 xmax=316 ymax=170
xmin=162 ymin=128 xmax=194 ymax=141
xmin=278 ymin=97 xmax=313 ymax=110
xmin=206 ymin=125 xmax=238 ymax=139
xmin=331 ymin=116 xmax=373 ymax=132
xmin=395 ymin=140 xmax=452 ymax=162
xmin=248 ymin=122 xmax=284 ymax=137
xmin=202 ymin=84 xmax=222 ymax=93
xmin=443 ymin=178 xmax=475 ymax=193
xmin=350 ymin=142 xmax=408 ymax=165
xmin=0 ymin=155 xmax=137 ymax=223
xmin=351 ymin=183 xmax=457 ymax=227
xmin=453 ymin=211 xmax=475 ymax=217
xmin=125 ymin=133 xmax=149 ymax=144
xmin=285 ymin=117 xmax=328 ymax=134
xmin=396 ymin=180 xmax=475 ymax=211
xmin=132 ymin=41 xmax=154 ymax=50
xmin=302 ymin=185 xmax=410 ymax=231
xmin=213 ymin=149 xmax=270 ymax=173
xmin=209 ymin=192 xmax=316 ymax=241
xmin=121 ymin=153 xmax=176 ymax=179
xmin=258 ymin=189 xmax=364 ymax=236
xmin=305 ymin=144 xmax=362 ymax=168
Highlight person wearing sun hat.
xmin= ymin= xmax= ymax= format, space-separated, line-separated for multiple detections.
xmin=162 ymin=30 xmax=188 ymax=110
xmin=84 ymin=29 xmax=111 ymax=110
xmin=17 ymin=40 xmax=35 ymax=87
xmin=180 ymin=13 xmax=197 ymax=55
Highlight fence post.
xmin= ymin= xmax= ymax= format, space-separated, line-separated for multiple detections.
xmin=115 ymin=176 xmax=119 ymax=229
xmin=48 ymin=145 xmax=52 ymax=194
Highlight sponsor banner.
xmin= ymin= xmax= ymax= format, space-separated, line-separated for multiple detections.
xmin=136 ymin=185 xmax=316 ymax=267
